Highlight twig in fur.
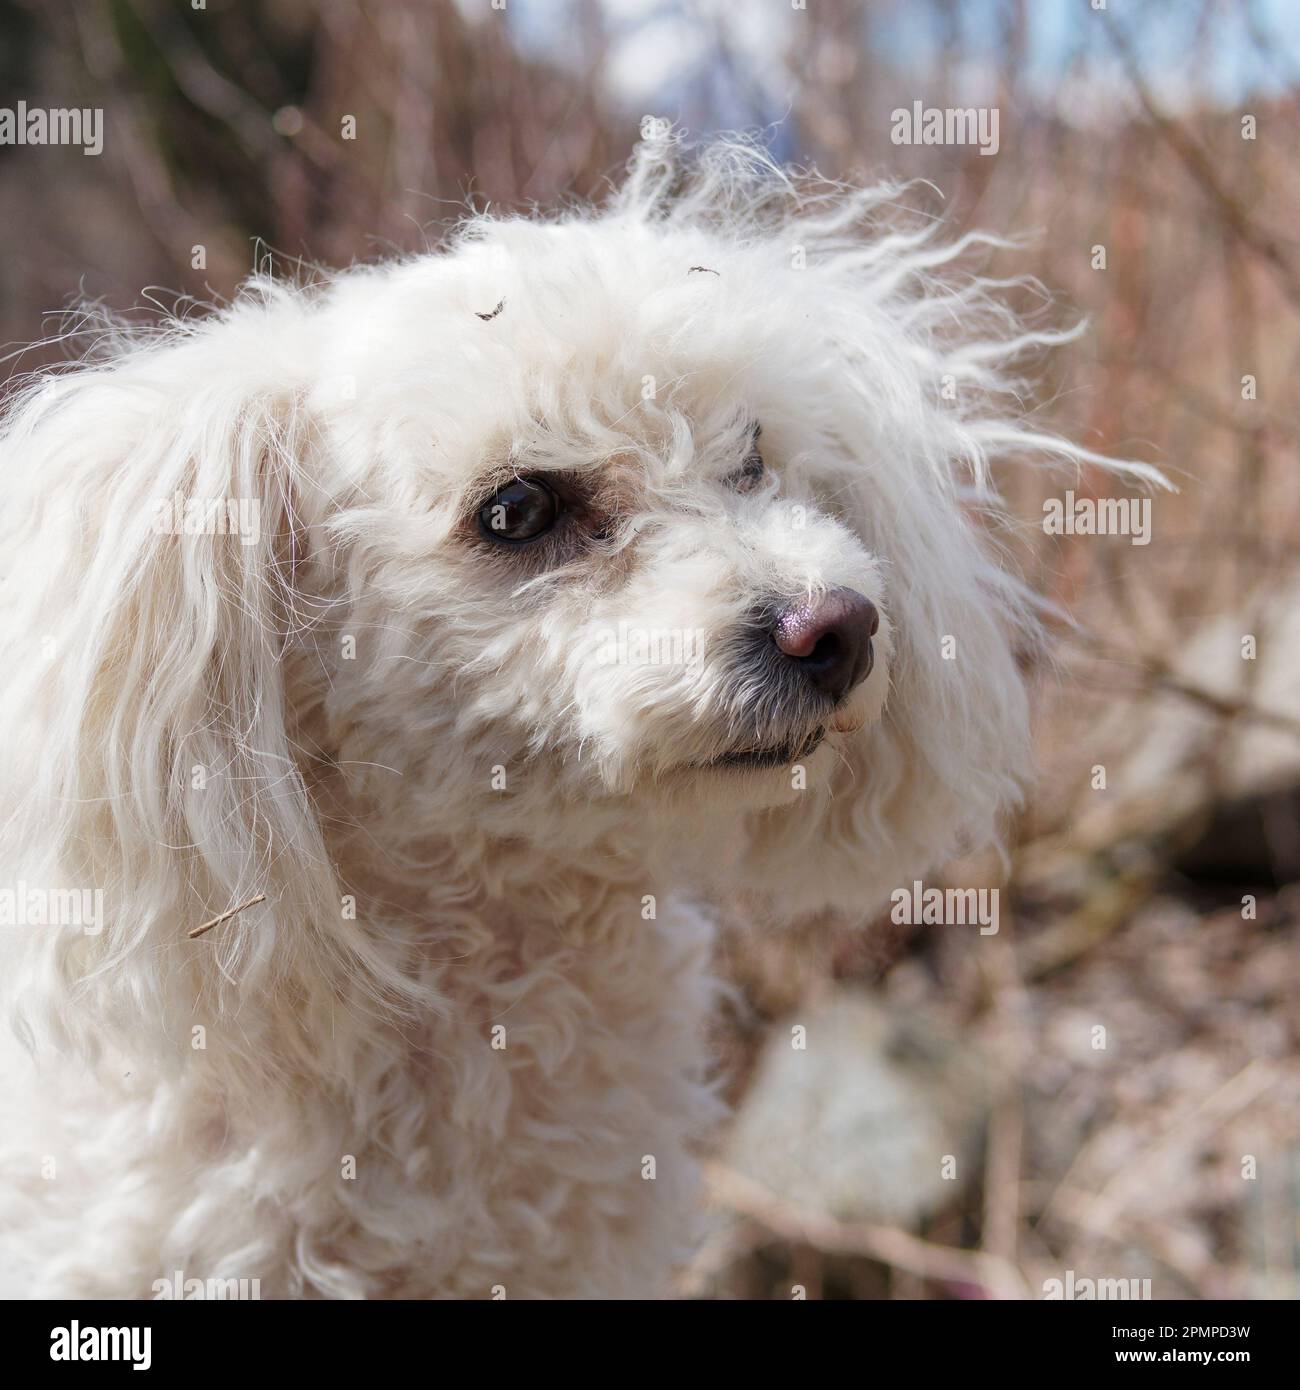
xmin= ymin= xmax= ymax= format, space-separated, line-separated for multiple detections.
xmin=188 ymin=893 xmax=266 ymax=939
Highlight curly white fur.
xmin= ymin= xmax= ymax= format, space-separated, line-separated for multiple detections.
xmin=0 ymin=138 xmax=1161 ymax=1298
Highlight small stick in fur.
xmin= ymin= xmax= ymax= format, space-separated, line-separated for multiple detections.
xmin=188 ymin=893 xmax=267 ymax=940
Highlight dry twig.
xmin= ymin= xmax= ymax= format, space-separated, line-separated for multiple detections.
xmin=188 ymin=893 xmax=267 ymax=940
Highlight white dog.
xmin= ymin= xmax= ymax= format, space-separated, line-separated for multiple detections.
xmin=0 ymin=140 xmax=1157 ymax=1298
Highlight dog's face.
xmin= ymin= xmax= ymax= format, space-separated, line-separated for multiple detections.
xmin=301 ymin=219 xmax=899 ymax=834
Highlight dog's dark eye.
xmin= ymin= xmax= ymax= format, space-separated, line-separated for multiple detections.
xmin=727 ymin=428 xmax=765 ymax=493
xmin=732 ymin=450 xmax=764 ymax=491
xmin=478 ymin=477 xmax=560 ymax=543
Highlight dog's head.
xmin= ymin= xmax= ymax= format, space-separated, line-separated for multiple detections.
xmin=309 ymin=208 xmax=902 ymax=829
xmin=0 ymin=140 xmax=1162 ymax=1056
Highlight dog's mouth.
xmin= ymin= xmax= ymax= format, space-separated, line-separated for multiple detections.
xmin=705 ymin=725 xmax=826 ymax=770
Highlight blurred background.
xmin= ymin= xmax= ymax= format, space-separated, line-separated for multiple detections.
xmin=4 ymin=0 xmax=1299 ymax=1299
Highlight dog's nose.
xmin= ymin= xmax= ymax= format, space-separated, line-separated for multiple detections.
xmin=773 ymin=587 xmax=879 ymax=704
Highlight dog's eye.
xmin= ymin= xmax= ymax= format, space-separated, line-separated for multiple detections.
xmin=478 ymin=477 xmax=560 ymax=543
xmin=727 ymin=447 xmax=765 ymax=494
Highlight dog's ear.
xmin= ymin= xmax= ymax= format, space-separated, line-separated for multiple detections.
xmin=0 ymin=306 xmax=404 ymax=1079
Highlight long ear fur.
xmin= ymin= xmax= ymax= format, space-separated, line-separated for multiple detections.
xmin=619 ymin=137 xmax=1170 ymax=921
xmin=0 ymin=289 xmax=416 ymax=1093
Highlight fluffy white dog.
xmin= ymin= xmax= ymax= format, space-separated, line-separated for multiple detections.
xmin=0 ymin=140 xmax=1156 ymax=1298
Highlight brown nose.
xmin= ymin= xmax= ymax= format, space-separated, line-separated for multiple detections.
xmin=773 ymin=587 xmax=879 ymax=704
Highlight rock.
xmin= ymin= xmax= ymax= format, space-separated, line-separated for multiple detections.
xmin=1058 ymin=590 xmax=1300 ymax=883
xmin=722 ymin=989 xmax=992 ymax=1226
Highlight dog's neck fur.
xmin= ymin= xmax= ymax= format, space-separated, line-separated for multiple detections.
xmin=161 ymin=793 xmax=726 ymax=1298
xmin=0 ymin=806 xmax=724 ymax=1299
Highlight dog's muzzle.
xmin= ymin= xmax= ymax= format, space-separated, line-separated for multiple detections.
xmin=700 ymin=587 xmax=879 ymax=770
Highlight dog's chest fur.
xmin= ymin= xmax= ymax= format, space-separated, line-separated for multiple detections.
xmin=0 ymin=888 xmax=721 ymax=1299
